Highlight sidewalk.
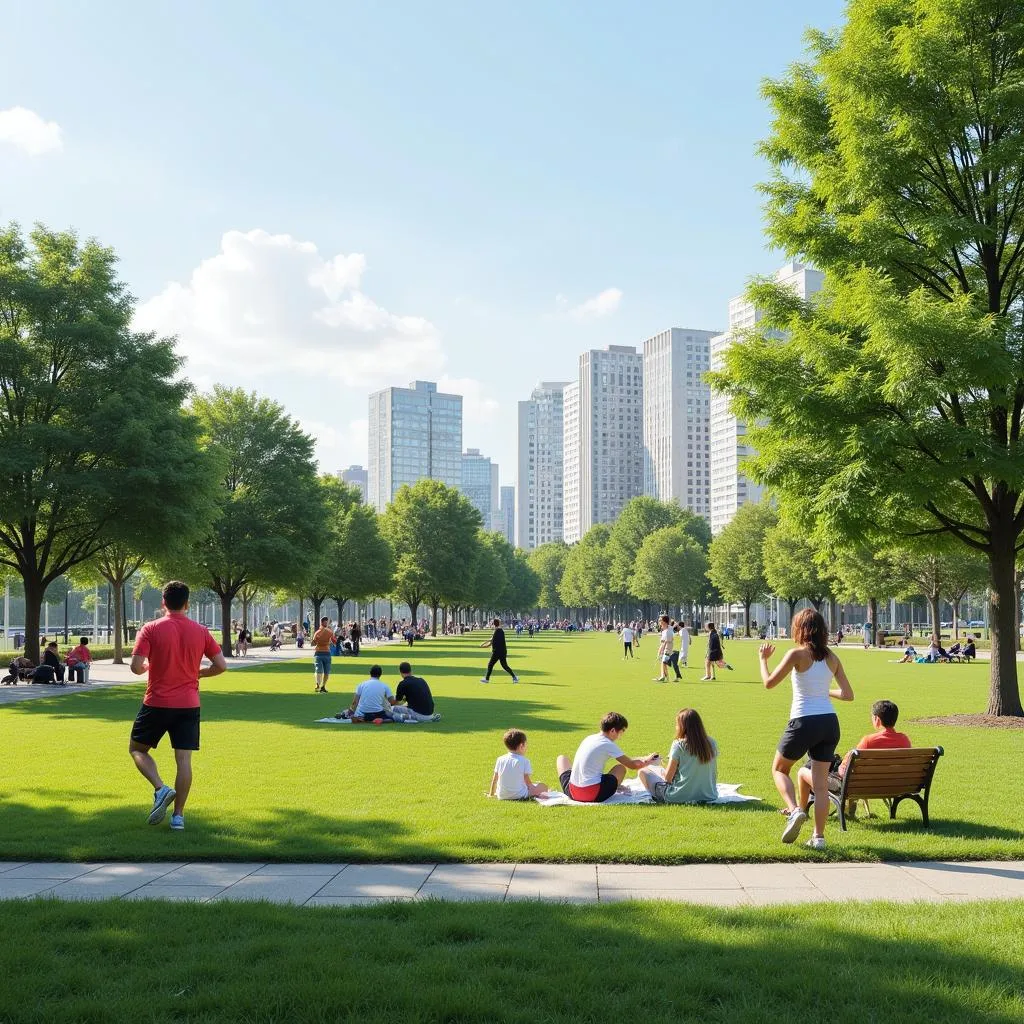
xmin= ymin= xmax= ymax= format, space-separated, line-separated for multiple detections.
xmin=0 ymin=646 xmax=309 ymax=706
xmin=0 ymin=859 xmax=1020 ymax=906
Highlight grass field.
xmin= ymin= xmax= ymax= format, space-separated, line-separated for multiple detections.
xmin=2 ymin=898 xmax=1022 ymax=1023
xmin=1 ymin=631 xmax=1021 ymax=863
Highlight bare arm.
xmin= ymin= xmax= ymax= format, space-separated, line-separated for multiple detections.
xmin=662 ymin=756 xmax=678 ymax=781
xmin=488 ymin=772 xmax=498 ymax=797
xmin=616 ymin=752 xmax=659 ymax=771
xmin=827 ymin=653 xmax=855 ymax=701
xmin=199 ymin=652 xmax=228 ymax=679
xmin=758 ymin=644 xmax=799 ymax=689
xmin=129 ymin=655 xmax=147 ymax=676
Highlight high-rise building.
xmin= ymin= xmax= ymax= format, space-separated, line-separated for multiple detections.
xmin=642 ymin=328 xmax=718 ymax=517
xmin=498 ymin=485 xmax=515 ymax=545
xmin=562 ymin=381 xmax=581 ymax=544
xmin=461 ymin=449 xmax=499 ymax=531
xmin=367 ymin=380 xmax=463 ymax=511
xmin=709 ymin=261 xmax=823 ymax=533
xmin=516 ymin=381 xmax=569 ymax=550
xmin=338 ymin=464 xmax=368 ymax=503
xmin=562 ymin=346 xmax=644 ymax=543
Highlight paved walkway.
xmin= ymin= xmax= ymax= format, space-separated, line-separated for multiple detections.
xmin=1 ymin=859 xmax=1021 ymax=906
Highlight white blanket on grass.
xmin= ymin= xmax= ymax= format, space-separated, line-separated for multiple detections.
xmin=315 ymin=716 xmax=426 ymax=725
xmin=535 ymin=779 xmax=760 ymax=807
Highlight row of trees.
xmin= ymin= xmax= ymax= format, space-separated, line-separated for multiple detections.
xmin=0 ymin=225 xmax=538 ymax=664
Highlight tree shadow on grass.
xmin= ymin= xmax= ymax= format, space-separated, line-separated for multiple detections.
xmin=0 ymin=897 xmax=1021 ymax=1022
xmin=1 ymin=688 xmax=579 ymax=734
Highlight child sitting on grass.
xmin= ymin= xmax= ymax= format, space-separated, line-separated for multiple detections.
xmin=489 ymin=729 xmax=548 ymax=800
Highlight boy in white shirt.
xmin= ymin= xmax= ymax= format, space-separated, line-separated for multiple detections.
xmin=488 ymin=729 xmax=548 ymax=799
xmin=554 ymin=712 xmax=659 ymax=803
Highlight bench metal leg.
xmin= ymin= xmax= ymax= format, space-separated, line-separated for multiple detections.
xmin=890 ymin=793 xmax=928 ymax=827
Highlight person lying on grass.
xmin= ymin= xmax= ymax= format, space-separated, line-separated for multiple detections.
xmin=637 ymin=707 xmax=718 ymax=804
xmin=343 ymin=665 xmax=397 ymax=722
xmin=555 ymin=712 xmax=659 ymax=803
xmin=794 ymin=699 xmax=911 ymax=819
xmin=489 ymin=729 xmax=549 ymax=800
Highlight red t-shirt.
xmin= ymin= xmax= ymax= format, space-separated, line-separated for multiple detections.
xmin=839 ymin=727 xmax=912 ymax=776
xmin=132 ymin=613 xmax=222 ymax=708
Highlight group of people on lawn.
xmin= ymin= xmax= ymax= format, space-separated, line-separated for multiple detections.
xmin=2 ymin=636 xmax=93 ymax=686
xmin=490 ymin=608 xmax=914 ymax=852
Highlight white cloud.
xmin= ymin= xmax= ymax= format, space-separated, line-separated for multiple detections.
xmin=438 ymin=375 xmax=501 ymax=430
xmin=0 ymin=107 xmax=63 ymax=155
xmin=135 ymin=229 xmax=445 ymax=386
xmin=299 ymin=416 xmax=368 ymax=473
xmin=566 ymin=287 xmax=623 ymax=320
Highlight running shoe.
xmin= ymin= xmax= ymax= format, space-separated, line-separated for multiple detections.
xmin=170 ymin=814 xmax=185 ymax=831
xmin=479 ymin=678 xmax=490 ymax=684
xmin=512 ymin=676 xmax=519 ymax=684
xmin=431 ymin=712 xmax=442 ymax=722
xmin=781 ymin=807 xmax=808 ymax=844
xmin=804 ymin=835 xmax=826 ymax=851
xmin=148 ymin=785 xmax=176 ymax=825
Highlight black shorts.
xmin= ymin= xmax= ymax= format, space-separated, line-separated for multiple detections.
xmin=559 ymin=769 xmax=619 ymax=803
xmin=777 ymin=713 xmax=840 ymax=763
xmin=131 ymin=704 xmax=201 ymax=750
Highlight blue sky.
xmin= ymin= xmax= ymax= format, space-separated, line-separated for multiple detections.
xmin=1 ymin=0 xmax=846 ymax=480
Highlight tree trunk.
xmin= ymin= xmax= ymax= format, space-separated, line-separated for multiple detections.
xmin=298 ymin=596 xmax=304 ymax=631
xmin=743 ymin=599 xmax=751 ymax=638
xmin=431 ymin=604 xmax=438 ymax=636
xmin=112 ymin=579 xmax=125 ymax=664
xmin=952 ymin=598 xmax=961 ymax=640
xmin=22 ymin=575 xmax=43 ymax=664
xmin=241 ymin=593 xmax=249 ymax=631
xmin=868 ymin=598 xmax=878 ymax=647
xmin=987 ymin=540 xmax=1024 ymax=716
xmin=220 ymin=592 xmax=234 ymax=657
xmin=122 ymin=587 xmax=129 ymax=644
xmin=408 ymin=600 xmax=419 ymax=627
xmin=334 ymin=597 xmax=346 ymax=623
xmin=928 ymin=595 xmax=941 ymax=639
xmin=311 ymin=596 xmax=323 ymax=626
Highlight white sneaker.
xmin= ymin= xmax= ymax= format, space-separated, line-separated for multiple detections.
xmin=805 ymin=835 xmax=826 ymax=851
xmin=479 ymin=678 xmax=489 ymax=684
xmin=781 ymin=808 xmax=808 ymax=844
xmin=512 ymin=676 xmax=519 ymax=684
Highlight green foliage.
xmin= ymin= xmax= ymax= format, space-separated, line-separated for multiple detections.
xmin=607 ymin=497 xmax=683 ymax=594
xmin=303 ymin=477 xmax=363 ymax=617
xmin=528 ymin=542 xmax=569 ymax=610
xmin=381 ymin=479 xmax=482 ymax=622
xmin=707 ymin=504 xmax=777 ymax=634
xmin=0 ymin=224 xmax=212 ymax=661
xmin=630 ymin=525 xmax=709 ymax=611
xmin=558 ymin=524 xmax=613 ymax=609
xmin=710 ymin=0 xmax=1024 ymax=713
xmin=183 ymin=387 xmax=326 ymax=652
xmin=763 ymin=524 xmax=830 ymax=609
xmin=333 ymin=502 xmax=394 ymax=606
xmin=465 ymin=532 xmax=508 ymax=611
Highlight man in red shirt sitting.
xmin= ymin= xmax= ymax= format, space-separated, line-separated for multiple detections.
xmin=797 ymin=699 xmax=911 ymax=814
xmin=129 ymin=581 xmax=227 ymax=830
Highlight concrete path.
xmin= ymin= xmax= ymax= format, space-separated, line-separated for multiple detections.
xmin=0 ymin=646 xmax=313 ymax=706
xmin=1 ymin=859 xmax=1021 ymax=906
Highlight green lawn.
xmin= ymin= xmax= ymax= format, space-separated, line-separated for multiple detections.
xmin=3 ymin=898 xmax=1022 ymax=1023
xmin=1 ymin=632 xmax=1021 ymax=862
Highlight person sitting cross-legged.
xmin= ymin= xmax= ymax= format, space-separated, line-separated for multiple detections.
xmin=390 ymin=661 xmax=442 ymax=722
xmin=796 ymin=699 xmax=911 ymax=818
xmin=345 ymin=665 xmax=397 ymax=722
xmin=555 ymin=712 xmax=659 ymax=803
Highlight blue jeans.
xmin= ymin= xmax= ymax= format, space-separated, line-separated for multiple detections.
xmin=314 ymin=652 xmax=332 ymax=678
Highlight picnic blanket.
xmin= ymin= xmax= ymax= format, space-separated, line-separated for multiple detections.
xmin=535 ymin=779 xmax=760 ymax=807
xmin=314 ymin=716 xmax=427 ymax=725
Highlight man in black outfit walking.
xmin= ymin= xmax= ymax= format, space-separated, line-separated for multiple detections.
xmin=480 ymin=618 xmax=518 ymax=684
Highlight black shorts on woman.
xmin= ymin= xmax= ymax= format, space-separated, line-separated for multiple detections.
xmin=777 ymin=713 xmax=840 ymax=763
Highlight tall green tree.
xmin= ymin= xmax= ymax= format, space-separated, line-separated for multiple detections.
xmin=707 ymin=503 xmax=777 ymax=636
xmin=711 ymin=0 xmax=1024 ymax=713
xmin=528 ymin=542 xmax=569 ymax=613
xmin=827 ymin=543 xmax=900 ymax=647
xmin=465 ymin=532 xmax=509 ymax=616
xmin=183 ymin=387 xmax=326 ymax=655
xmin=329 ymin=503 xmax=393 ymax=623
xmin=304 ymin=477 xmax=362 ymax=625
xmin=763 ymin=523 xmax=831 ymax=621
xmin=558 ymin=524 xmax=613 ymax=613
xmin=0 ymin=224 xmax=215 ymax=662
xmin=381 ymin=479 xmax=481 ymax=630
xmin=630 ymin=525 xmax=709 ymax=613
xmin=607 ymin=497 xmax=683 ymax=596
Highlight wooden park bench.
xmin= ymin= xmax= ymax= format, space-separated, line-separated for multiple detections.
xmin=812 ymin=747 xmax=944 ymax=831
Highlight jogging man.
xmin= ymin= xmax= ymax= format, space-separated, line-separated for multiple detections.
xmin=128 ymin=581 xmax=227 ymax=830
xmin=312 ymin=616 xmax=334 ymax=692
xmin=480 ymin=618 xmax=518 ymax=684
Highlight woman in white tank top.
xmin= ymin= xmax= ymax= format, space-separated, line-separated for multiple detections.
xmin=759 ymin=609 xmax=854 ymax=851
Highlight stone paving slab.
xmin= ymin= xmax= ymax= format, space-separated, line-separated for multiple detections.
xmin=1 ymin=860 xmax=1022 ymax=906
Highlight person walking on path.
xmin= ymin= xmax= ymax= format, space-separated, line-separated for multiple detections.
xmin=128 ymin=581 xmax=227 ymax=831
xmin=312 ymin=617 xmax=334 ymax=692
xmin=758 ymin=608 xmax=854 ymax=851
xmin=480 ymin=618 xmax=518 ymax=684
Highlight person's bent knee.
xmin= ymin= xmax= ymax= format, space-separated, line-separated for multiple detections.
xmin=129 ymin=740 xmax=151 ymax=755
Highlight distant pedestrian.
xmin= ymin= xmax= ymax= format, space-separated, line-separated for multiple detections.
xmin=620 ymin=624 xmax=634 ymax=658
xmin=480 ymin=618 xmax=518 ymax=684
xmin=701 ymin=623 xmax=733 ymax=680
xmin=312 ymin=616 xmax=334 ymax=692
xmin=128 ymin=581 xmax=227 ymax=831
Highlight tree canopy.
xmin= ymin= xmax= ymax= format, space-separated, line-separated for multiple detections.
xmin=707 ymin=503 xmax=777 ymax=635
xmin=559 ymin=524 xmax=613 ymax=611
xmin=710 ymin=0 xmax=1024 ymax=713
xmin=528 ymin=542 xmax=569 ymax=612
xmin=630 ymin=525 xmax=709 ymax=613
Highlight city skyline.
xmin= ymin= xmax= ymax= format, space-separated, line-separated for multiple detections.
xmin=1 ymin=1 xmax=848 ymax=481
